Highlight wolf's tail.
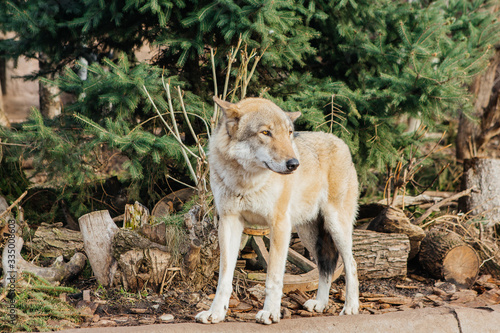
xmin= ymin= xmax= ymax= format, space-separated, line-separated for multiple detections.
xmin=315 ymin=213 xmax=339 ymax=277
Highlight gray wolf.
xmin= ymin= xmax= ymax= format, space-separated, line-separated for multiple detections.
xmin=196 ymin=97 xmax=359 ymax=324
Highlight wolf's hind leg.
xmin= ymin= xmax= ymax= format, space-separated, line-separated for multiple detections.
xmin=297 ymin=217 xmax=337 ymax=313
xmin=195 ymin=215 xmax=243 ymax=324
xmin=323 ymin=207 xmax=359 ymax=315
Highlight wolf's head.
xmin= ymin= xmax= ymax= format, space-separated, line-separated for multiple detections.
xmin=213 ymin=96 xmax=301 ymax=175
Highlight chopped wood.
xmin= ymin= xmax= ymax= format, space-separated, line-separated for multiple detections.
xmin=419 ymin=229 xmax=480 ymax=287
xmin=367 ymin=206 xmax=425 ymax=260
xmin=288 ymin=289 xmax=309 ymax=306
xmin=231 ymin=302 xmax=253 ymax=313
xmin=396 ymin=285 xmax=420 ymax=290
xmin=26 ymin=224 xmax=85 ymax=259
xmin=352 ymin=230 xmax=410 ymax=279
xmin=376 ymin=296 xmax=412 ymax=305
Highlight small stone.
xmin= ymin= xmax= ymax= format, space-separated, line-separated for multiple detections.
xmin=159 ymin=313 xmax=175 ymax=323
xmin=151 ymin=304 xmax=160 ymax=311
xmin=83 ymin=290 xmax=91 ymax=302
xmin=131 ymin=308 xmax=148 ymax=314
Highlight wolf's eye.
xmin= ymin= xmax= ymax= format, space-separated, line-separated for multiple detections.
xmin=261 ymin=130 xmax=272 ymax=137
xmin=289 ymin=130 xmax=293 ymax=136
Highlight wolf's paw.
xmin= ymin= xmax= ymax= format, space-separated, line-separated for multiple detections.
xmin=195 ymin=309 xmax=226 ymax=324
xmin=303 ymin=299 xmax=327 ymax=313
xmin=256 ymin=309 xmax=280 ymax=325
xmin=339 ymin=303 xmax=359 ymax=316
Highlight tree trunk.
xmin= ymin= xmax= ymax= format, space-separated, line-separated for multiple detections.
xmin=0 ymin=80 xmax=10 ymax=128
xmin=39 ymin=54 xmax=61 ymax=119
xmin=461 ymin=157 xmax=500 ymax=227
xmin=78 ymin=210 xmax=119 ymax=287
xmin=457 ymin=49 xmax=500 ymax=160
xmin=419 ymin=229 xmax=480 ymax=287
xmin=352 ymin=230 xmax=410 ymax=279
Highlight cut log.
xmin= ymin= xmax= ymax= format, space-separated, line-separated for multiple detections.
xmin=26 ymin=223 xmax=84 ymax=259
xmin=419 ymin=229 xmax=480 ymax=287
xmin=461 ymin=158 xmax=500 ymax=227
xmin=367 ymin=206 xmax=425 ymax=260
xmin=353 ymin=230 xmax=410 ymax=279
xmin=78 ymin=210 xmax=119 ymax=287
xmin=152 ymin=188 xmax=196 ymax=218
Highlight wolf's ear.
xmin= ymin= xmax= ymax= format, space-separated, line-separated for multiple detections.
xmin=213 ymin=96 xmax=240 ymax=119
xmin=213 ymin=96 xmax=240 ymax=137
xmin=287 ymin=111 xmax=301 ymax=123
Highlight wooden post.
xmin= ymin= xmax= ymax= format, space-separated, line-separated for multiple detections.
xmin=78 ymin=210 xmax=119 ymax=287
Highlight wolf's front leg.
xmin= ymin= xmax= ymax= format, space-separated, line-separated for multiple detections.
xmin=195 ymin=215 xmax=243 ymax=324
xmin=256 ymin=218 xmax=292 ymax=325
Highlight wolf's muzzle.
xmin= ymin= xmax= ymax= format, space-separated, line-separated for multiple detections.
xmin=286 ymin=158 xmax=300 ymax=171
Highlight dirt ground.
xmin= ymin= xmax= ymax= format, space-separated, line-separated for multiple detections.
xmin=64 ymin=261 xmax=500 ymax=330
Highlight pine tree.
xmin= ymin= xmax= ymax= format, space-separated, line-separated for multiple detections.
xmin=1 ymin=0 xmax=499 ymax=221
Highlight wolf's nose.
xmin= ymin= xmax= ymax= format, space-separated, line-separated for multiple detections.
xmin=286 ymin=158 xmax=300 ymax=171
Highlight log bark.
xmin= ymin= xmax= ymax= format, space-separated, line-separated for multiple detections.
xmin=25 ymin=223 xmax=84 ymax=259
xmin=461 ymin=157 xmax=500 ymax=227
xmin=78 ymin=210 xmax=119 ymax=287
xmin=419 ymin=229 xmax=480 ymax=287
xmin=352 ymin=230 xmax=410 ymax=279
xmin=367 ymin=206 xmax=425 ymax=260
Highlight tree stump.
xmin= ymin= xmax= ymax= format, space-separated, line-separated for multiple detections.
xmin=112 ymin=229 xmax=172 ymax=292
xmin=353 ymin=230 xmax=410 ymax=279
xmin=367 ymin=206 xmax=425 ymax=260
xmin=78 ymin=210 xmax=119 ymax=287
xmin=461 ymin=158 xmax=500 ymax=227
xmin=419 ymin=229 xmax=480 ymax=287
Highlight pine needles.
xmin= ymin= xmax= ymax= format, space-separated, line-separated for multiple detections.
xmin=0 ymin=272 xmax=81 ymax=332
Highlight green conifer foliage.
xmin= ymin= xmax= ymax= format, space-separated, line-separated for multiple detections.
xmin=0 ymin=0 xmax=499 ymax=220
